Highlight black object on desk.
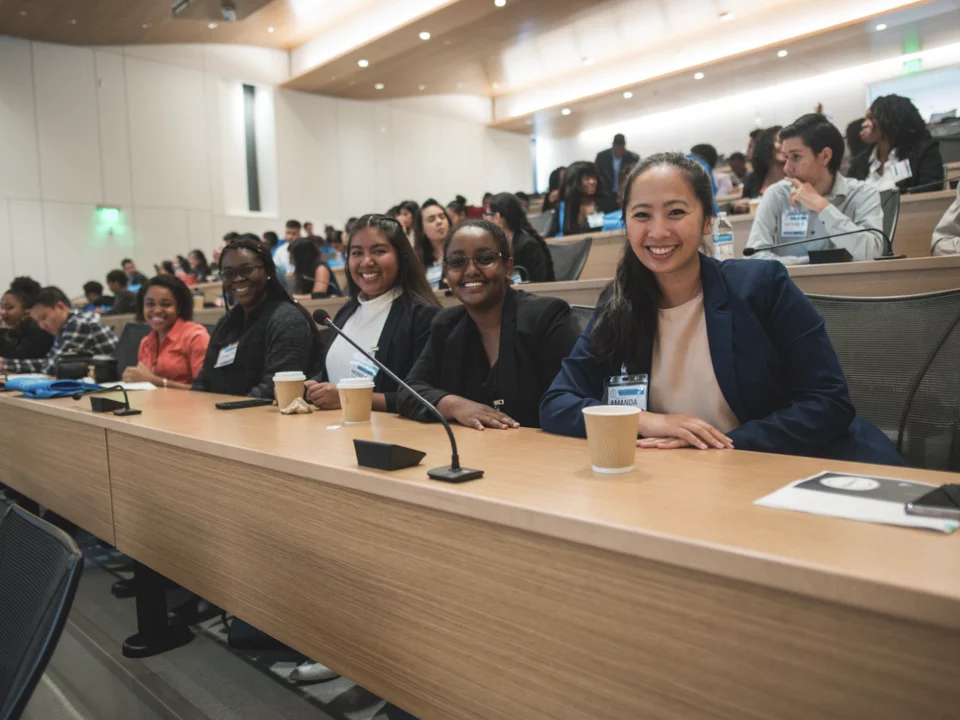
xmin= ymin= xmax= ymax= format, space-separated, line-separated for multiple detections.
xmin=72 ymin=385 xmax=142 ymax=416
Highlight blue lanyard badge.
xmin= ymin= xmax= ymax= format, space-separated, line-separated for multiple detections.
xmin=604 ymin=373 xmax=649 ymax=410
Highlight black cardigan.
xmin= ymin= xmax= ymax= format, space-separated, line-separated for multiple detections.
xmin=848 ymin=138 xmax=944 ymax=193
xmin=397 ymin=288 xmax=580 ymax=428
xmin=0 ymin=318 xmax=53 ymax=360
xmin=313 ymin=296 xmax=439 ymax=413
xmin=513 ymin=231 xmax=554 ymax=283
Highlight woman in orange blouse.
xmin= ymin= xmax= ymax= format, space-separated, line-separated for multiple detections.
xmin=123 ymin=275 xmax=210 ymax=389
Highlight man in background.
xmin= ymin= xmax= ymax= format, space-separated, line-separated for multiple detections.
xmin=595 ymin=134 xmax=640 ymax=195
xmin=121 ymin=258 xmax=148 ymax=288
xmin=83 ymin=281 xmax=112 ymax=312
xmin=273 ymin=220 xmax=300 ymax=277
xmin=727 ymin=152 xmax=748 ymax=186
xmin=687 ymin=143 xmax=720 ymax=213
xmin=106 ymin=269 xmax=137 ymax=315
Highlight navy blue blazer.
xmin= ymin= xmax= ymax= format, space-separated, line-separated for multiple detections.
xmin=540 ymin=255 xmax=903 ymax=466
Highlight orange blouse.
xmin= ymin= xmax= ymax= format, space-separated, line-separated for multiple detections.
xmin=137 ymin=318 xmax=210 ymax=385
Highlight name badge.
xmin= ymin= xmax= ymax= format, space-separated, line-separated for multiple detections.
xmin=349 ymin=349 xmax=380 ymax=380
xmin=215 ymin=342 xmax=238 ymax=368
xmin=425 ymin=264 xmax=444 ymax=289
xmin=605 ymin=373 xmax=649 ymax=410
xmin=890 ymin=159 xmax=913 ymax=181
xmin=781 ymin=210 xmax=810 ymax=238
xmin=587 ymin=211 xmax=605 ymax=229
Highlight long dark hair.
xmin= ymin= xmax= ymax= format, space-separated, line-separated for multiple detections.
xmin=189 ymin=249 xmax=211 ymax=280
xmin=560 ymin=161 xmax=604 ymax=235
xmin=138 ymin=274 xmax=195 ymax=322
xmin=590 ymin=153 xmax=716 ymax=371
xmin=5 ymin=276 xmax=42 ymax=309
xmin=869 ymin=94 xmax=932 ymax=158
xmin=288 ymin=238 xmax=321 ymax=295
xmin=541 ymin=166 xmax=566 ymax=212
xmin=750 ymin=125 xmax=783 ymax=185
xmin=413 ymin=198 xmax=449 ymax=268
xmin=488 ymin=192 xmax=556 ymax=282
xmin=345 ymin=214 xmax=440 ymax=308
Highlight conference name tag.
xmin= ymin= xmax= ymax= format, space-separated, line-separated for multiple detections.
xmin=587 ymin=211 xmax=605 ymax=229
xmin=781 ymin=211 xmax=810 ymax=238
xmin=214 ymin=342 xmax=238 ymax=368
xmin=349 ymin=350 xmax=379 ymax=380
xmin=604 ymin=373 xmax=649 ymax=410
xmin=889 ymin=159 xmax=913 ymax=181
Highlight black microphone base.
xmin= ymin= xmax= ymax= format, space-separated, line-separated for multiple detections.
xmin=874 ymin=253 xmax=907 ymax=261
xmin=428 ymin=465 xmax=484 ymax=483
xmin=354 ymin=440 xmax=425 ymax=471
xmin=114 ymin=408 xmax=143 ymax=416
xmin=90 ymin=396 xmax=127 ymax=413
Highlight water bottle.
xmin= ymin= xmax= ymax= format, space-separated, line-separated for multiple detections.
xmin=713 ymin=212 xmax=735 ymax=261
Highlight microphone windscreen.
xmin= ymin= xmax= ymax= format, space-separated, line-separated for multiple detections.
xmin=312 ymin=308 xmax=332 ymax=325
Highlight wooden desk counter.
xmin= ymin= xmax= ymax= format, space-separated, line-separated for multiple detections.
xmin=1 ymin=391 xmax=959 ymax=719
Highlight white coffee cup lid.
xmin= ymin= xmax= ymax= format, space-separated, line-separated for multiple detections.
xmin=337 ymin=377 xmax=374 ymax=389
xmin=274 ymin=371 xmax=306 ymax=382
xmin=582 ymin=405 xmax=641 ymax=416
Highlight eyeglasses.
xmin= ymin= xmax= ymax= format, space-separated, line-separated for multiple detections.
xmin=221 ymin=264 xmax=264 ymax=282
xmin=443 ymin=251 xmax=506 ymax=272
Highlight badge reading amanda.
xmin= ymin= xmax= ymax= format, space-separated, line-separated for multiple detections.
xmin=605 ymin=365 xmax=649 ymax=410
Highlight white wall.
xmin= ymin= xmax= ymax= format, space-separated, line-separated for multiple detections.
xmin=0 ymin=36 xmax=532 ymax=297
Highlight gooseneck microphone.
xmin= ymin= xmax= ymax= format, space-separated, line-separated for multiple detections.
xmin=742 ymin=227 xmax=904 ymax=260
xmin=312 ymin=308 xmax=483 ymax=483
xmin=72 ymin=384 xmax=142 ymax=416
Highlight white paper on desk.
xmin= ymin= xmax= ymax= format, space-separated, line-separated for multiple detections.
xmin=754 ymin=471 xmax=959 ymax=533
xmin=77 ymin=378 xmax=156 ymax=391
xmin=4 ymin=373 xmax=50 ymax=380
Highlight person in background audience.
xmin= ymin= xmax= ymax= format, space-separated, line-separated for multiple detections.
xmin=849 ymin=94 xmax=945 ymax=194
xmin=0 ymin=277 xmax=53 ymax=360
xmin=156 ymin=260 xmax=176 ymax=276
xmin=344 ymin=217 xmax=359 ymax=235
xmin=727 ymin=152 xmax=748 ymax=186
xmin=932 ymin=184 xmax=960 ymax=256
xmin=481 ymin=192 xmax=493 ymax=208
xmin=304 ymin=221 xmax=315 ymax=237
xmin=0 ymin=286 xmax=118 ymax=375
xmin=192 ymin=237 xmax=321 ymax=398
xmin=304 ymin=214 xmax=440 ymax=415
xmin=396 ymin=200 xmax=419 ymax=246
xmin=210 ymin=245 xmax=225 ymax=278
xmin=398 ymin=220 xmax=579 ymax=430
xmin=687 ymin=144 xmax=721 ymax=212
xmin=746 ymin=113 xmax=883 ymax=264
xmin=595 ymin=133 xmax=640 ymax=195
xmin=106 ymin=269 xmax=138 ymax=315
xmin=539 ymin=153 xmax=901 ymax=465
xmin=121 ymin=258 xmax=148 ymax=288
xmin=487 ymin=193 xmax=556 ymax=283
xmin=122 ymin=275 xmax=210 ymax=389
xmin=273 ymin=220 xmax=300 ymax=278
xmin=515 ymin=191 xmax=531 ymax=211
xmin=547 ymin=161 xmax=618 ymax=237
xmin=414 ymin=198 xmax=452 ymax=289
xmin=174 ymin=255 xmax=198 ymax=287
xmin=189 ymin=250 xmax=212 ymax=282
xmin=541 ymin=166 xmax=567 ymax=213
xmin=745 ymin=129 xmax=762 ymax=168
xmin=289 ymin=237 xmax=343 ymax=300
xmin=446 ymin=196 xmax=468 ymax=227
xmin=83 ymin=281 xmax=112 ymax=312
xmin=734 ymin=125 xmax=785 ymax=212
xmin=262 ymin=231 xmax=279 ymax=252
xmin=843 ymin=118 xmax=870 ymax=174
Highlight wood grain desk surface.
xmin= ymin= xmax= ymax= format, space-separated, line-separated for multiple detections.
xmin=3 ymin=390 xmax=958 ymax=632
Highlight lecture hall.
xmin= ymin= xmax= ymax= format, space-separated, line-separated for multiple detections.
xmin=2 ymin=0 xmax=960 ymax=718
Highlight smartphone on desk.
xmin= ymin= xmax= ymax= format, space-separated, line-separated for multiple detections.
xmin=215 ymin=398 xmax=274 ymax=410
xmin=905 ymin=484 xmax=960 ymax=521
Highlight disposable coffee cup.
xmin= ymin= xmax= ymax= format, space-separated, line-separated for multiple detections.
xmin=748 ymin=198 xmax=761 ymax=216
xmin=582 ymin=405 xmax=641 ymax=474
xmin=193 ymin=294 xmax=205 ymax=311
xmin=273 ymin=371 xmax=306 ymax=411
xmin=338 ymin=377 xmax=375 ymax=424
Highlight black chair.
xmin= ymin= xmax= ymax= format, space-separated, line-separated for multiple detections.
xmin=878 ymin=189 xmax=901 ymax=252
xmin=570 ymin=305 xmax=596 ymax=334
xmin=548 ymin=236 xmax=593 ymax=282
xmin=0 ymin=505 xmax=82 ymax=720
xmin=528 ymin=210 xmax=555 ymax=235
xmin=807 ymin=290 xmax=960 ymax=470
xmin=112 ymin=322 xmax=152 ymax=377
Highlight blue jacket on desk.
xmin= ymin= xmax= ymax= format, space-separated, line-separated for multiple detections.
xmin=540 ymin=255 xmax=903 ymax=466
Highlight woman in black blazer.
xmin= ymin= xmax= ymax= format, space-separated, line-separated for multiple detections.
xmin=487 ymin=192 xmax=556 ymax=283
xmin=305 ymin=214 xmax=441 ymax=413
xmin=546 ymin=161 xmax=620 ymax=237
xmin=398 ymin=219 xmax=580 ymax=430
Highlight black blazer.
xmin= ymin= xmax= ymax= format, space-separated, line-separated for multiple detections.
xmin=594 ymin=148 xmax=640 ymax=192
xmin=0 ymin=318 xmax=53 ymax=360
xmin=513 ymin=230 xmax=554 ymax=283
xmin=313 ymin=296 xmax=439 ymax=413
xmin=398 ymin=288 xmax=580 ymax=428
xmin=848 ymin=138 xmax=944 ymax=193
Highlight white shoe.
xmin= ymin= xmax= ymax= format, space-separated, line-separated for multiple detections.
xmin=289 ymin=661 xmax=339 ymax=683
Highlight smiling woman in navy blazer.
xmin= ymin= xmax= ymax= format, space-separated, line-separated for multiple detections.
xmin=540 ymin=152 xmax=902 ymax=465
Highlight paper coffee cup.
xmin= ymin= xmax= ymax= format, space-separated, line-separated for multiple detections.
xmin=338 ymin=377 xmax=375 ymax=424
xmin=274 ymin=371 xmax=306 ymax=411
xmin=582 ymin=405 xmax=641 ymax=474
xmin=193 ymin=294 xmax=205 ymax=311
xmin=748 ymin=198 xmax=761 ymax=216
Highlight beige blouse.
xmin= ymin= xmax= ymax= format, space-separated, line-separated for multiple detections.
xmin=649 ymin=294 xmax=741 ymax=433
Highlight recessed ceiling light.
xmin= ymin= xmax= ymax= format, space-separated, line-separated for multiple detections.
xmin=374 ymin=83 xmax=385 ymax=90
xmin=419 ymin=31 xmax=431 ymax=40
xmin=494 ymin=0 xmax=506 ymax=6
xmin=443 ymin=39 xmax=451 ymax=45
xmin=623 ymin=91 xmax=633 ymax=99
xmin=875 ymin=23 xmax=888 ymax=31
xmin=19 ymin=10 xmax=26 ymax=15
xmin=694 ymin=72 xmax=705 ymax=80
xmin=357 ymin=59 xmax=369 ymax=68
xmin=561 ymin=107 xmax=572 ymax=116
xmin=492 ymin=82 xmax=500 ymax=89
xmin=268 ymin=26 xmax=275 ymax=33
xmin=582 ymin=56 xmax=594 ymax=66
xmin=142 ymin=22 xmax=152 ymax=29
xmin=208 ymin=23 xmax=218 ymax=29
xmin=418 ymin=84 xmax=426 ymax=91
xmin=777 ymin=49 xmax=788 ymax=58
xmin=67 ymin=19 xmax=77 ymax=25
xmin=719 ymin=11 xmax=734 ymax=22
